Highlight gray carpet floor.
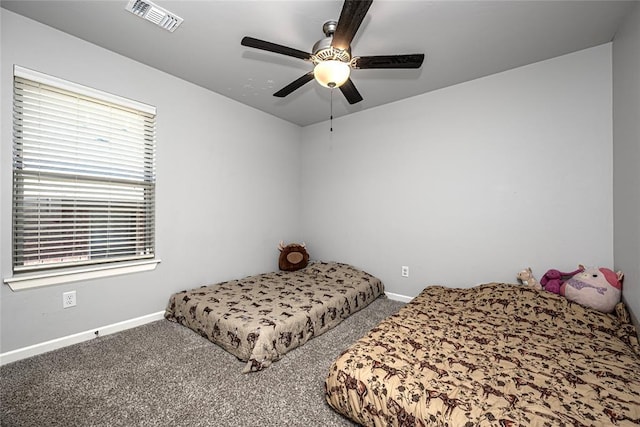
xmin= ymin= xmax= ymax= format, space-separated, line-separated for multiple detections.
xmin=1 ymin=297 xmax=404 ymax=427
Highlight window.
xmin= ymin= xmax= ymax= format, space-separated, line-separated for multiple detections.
xmin=10 ymin=66 xmax=156 ymax=283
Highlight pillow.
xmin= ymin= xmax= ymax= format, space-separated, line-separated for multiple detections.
xmin=277 ymin=241 xmax=309 ymax=271
xmin=560 ymin=267 xmax=623 ymax=313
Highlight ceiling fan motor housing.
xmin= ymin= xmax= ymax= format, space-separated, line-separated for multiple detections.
xmin=313 ymin=20 xmax=351 ymax=63
xmin=312 ymin=22 xmax=352 ymax=89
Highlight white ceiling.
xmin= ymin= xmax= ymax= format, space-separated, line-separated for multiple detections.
xmin=1 ymin=0 xmax=636 ymax=127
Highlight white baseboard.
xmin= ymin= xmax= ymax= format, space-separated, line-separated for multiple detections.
xmin=0 ymin=311 xmax=165 ymax=366
xmin=385 ymin=291 xmax=413 ymax=303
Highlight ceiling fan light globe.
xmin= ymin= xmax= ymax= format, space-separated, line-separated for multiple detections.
xmin=314 ymin=60 xmax=350 ymax=88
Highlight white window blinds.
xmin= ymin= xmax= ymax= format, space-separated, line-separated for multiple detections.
xmin=12 ymin=66 xmax=156 ymax=273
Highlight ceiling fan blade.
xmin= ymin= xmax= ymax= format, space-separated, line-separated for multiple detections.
xmin=273 ymin=72 xmax=315 ymax=97
xmin=339 ymin=78 xmax=363 ymax=104
xmin=241 ymin=36 xmax=311 ymax=61
xmin=352 ymin=54 xmax=425 ymax=69
xmin=331 ymin=0 xmax=373 ymax=51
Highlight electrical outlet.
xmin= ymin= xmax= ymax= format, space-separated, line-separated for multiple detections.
xmin=62 ymin=291 xmax=76 ymax=309
xmin=401 ymin=266 xmax=409 ymax=278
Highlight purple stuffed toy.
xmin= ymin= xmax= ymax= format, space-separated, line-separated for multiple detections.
xmin=540 ymin=267 xmax=584 ymax=294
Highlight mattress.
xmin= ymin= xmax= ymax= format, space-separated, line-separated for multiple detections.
xmin=165 ymin=261 xmax=384 ymax=372
xmin=325 ymin=283 xmax=640 ymax=426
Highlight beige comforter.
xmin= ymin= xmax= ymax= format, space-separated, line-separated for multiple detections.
xmin=165 ymin=261 xmax=384 ymax=372
xmin=326 ymin=283 xmax=640 ymax=426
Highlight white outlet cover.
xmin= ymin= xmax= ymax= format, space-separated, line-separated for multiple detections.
xmin=63 ymin=291 xmax=76 ymax=308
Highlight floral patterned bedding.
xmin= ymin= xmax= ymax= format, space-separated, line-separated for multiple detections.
xmin=165 ymin=261 xmax=384 ymax=373
xmin=326 ymin=283 xmax=640 ymax=426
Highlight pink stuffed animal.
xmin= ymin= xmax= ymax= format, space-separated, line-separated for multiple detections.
xmin=561 ymin=267 xmax=623 ymax=313
xmin=540 ymin=267 xmax=584 ymax=294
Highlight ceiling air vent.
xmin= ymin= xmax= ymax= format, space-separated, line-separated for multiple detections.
xmin=125 ymin=0 xmax=183 ymax=32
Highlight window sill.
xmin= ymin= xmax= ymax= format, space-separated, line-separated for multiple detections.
xmin=3 ymin=259 xmax=161 ymax=291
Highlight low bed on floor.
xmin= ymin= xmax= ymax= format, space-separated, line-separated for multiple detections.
xmin=326 ymin=283 xmax=640 ymax=426
xmin=165 ymin=261 xmax=384 ymax=372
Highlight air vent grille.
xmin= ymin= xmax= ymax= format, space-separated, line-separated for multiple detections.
xmin=125 ymin=0 xmax=183 ymax=32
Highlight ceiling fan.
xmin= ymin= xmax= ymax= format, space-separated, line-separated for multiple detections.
xmin=240 ymin=0 xmax=424 ymax=105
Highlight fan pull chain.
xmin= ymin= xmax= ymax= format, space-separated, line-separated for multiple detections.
xmin=330 ymin=87 xmax=334 ymax=132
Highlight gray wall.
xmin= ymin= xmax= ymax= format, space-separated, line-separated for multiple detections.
xmin=1 ymin=10 xmax=302 ymax=353
xmin=300 ymin=44 xmax=614 ymax=298
xmin=613 ymin=4 xmax=640 ymax=325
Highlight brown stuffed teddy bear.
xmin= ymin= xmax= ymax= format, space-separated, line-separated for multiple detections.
xmin=278 ymin=241 xmax=309 ymax=271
